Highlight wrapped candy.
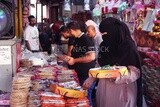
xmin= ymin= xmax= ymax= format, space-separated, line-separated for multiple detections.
xmin=118 ymin=1 xmax=128 ymax=12
xmin=64 ymin=0 xmax=71 ymax=11
xmin=84 ymin=0 xmax=90 ymax=10
xmin=135 ymin=9 xmax=145 ymax=30
xmin=93 ymin=4 xmax=101 ymax=16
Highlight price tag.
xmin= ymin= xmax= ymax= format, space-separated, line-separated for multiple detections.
xmin=0 ymin=46 xmax=11 ymax=65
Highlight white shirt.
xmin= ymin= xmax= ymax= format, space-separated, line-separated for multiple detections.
xmin=24 ymin=25 xmax=39 ymax=50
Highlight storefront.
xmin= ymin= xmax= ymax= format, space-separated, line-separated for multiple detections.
xmin=0 ymin=0 xmax=160 ymax=107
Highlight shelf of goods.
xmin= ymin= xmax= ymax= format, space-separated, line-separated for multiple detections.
xmin=134 ymin=11 xmax=160 ymax=50
xmin=138 ymin=47 xmax=160 ymax=107
xmin=134 ymin=29 xmax=159 ymax=50
xmin=9 ymin=65 xmax=90 ymax=107
xmin=149 ymin=11 xmax=160 ymax=39
xmin=142 ymin=66 xmax=160 ymax=107
xmin=135 ymin=19 xmax=160 ymax=107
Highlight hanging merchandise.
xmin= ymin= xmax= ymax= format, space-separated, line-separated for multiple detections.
xmin=84 ymin=0 xmax=90 ymax=10
xmin=129 ymin=1 xmax=144 ymax=30
xmin=118 ymin=1 xmax=128 ymax=12
xmin=149 ymin=10 xmax=160 ymax=38
xmin=135 ymin=10 xmax=145 ymax=30
xmin=99 ymin=0 xmax=106 ymax=6
xmin=64 ymin=0 xmax=71 ymax=11
xmin=142 ymin=9 xmax=157 ymax=32
xmin=128 ymin=0 xmax=134 ymax=6
xmin=134 ymin=4 xmax=145 ymax=30
xmin=92 ymin=4 xmax=101 ymax=25
xmin=101 ymin=0 xmax=128 ymax=14
xmin=98 ymin=0 xmax=106 ymax=15
xmin=112 ymin=0 xmax=122 ymax=13
xmin=92 ymin=4 xmax=101 ymax=16
xmin=106 ymin=0 xmax=115 ymax=13
xmin=144 ymin=0 xmax=152 ymax=5
xmin=155 ymin=0 xmax=160 ymax=8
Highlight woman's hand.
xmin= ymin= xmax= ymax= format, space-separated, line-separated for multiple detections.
xmin=115 ymin=65 xmax=140 ymax=84
xmin=83 ymin=77 xmax=96 ymax=89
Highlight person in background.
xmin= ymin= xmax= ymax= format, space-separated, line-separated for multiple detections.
xmin=51 ymin=22 xmax=64 ymax=45
xmin=86 ymin=20 xmax=102 ymax=58
xmin=58 ymin=22 xmax=96 ymax=106
xmin=65 ymin=21 xmax=96 ymax=86
xmin=86 ymin=25 xmax=103 ymax=106
xmin=65 ymin=21 xmax=96 ymax=106
xmin=78 ymin=20 xmax=87 ymax=33
xmin=85 ymin=20 xmax=101 ymax=35
xmin=83 ymin=17 xmax=142 ymax=107
xmin=57 ymin=22 xmax=86 ymax=56
xmin=24 ymin=15 xmax=41 ymax=52
xmin=86 ymin=25 xmax=102 ymax=58
xmin=59 ymin=26 xmax=75 ymax=56
xmin=38 ymin=24 xmax=52 ymax=55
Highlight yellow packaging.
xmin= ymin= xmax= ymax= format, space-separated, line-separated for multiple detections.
xmin=89 ymin=66 xmax=128 ymax=78
xmin=50 ymin=85 xmax=86 ymax=98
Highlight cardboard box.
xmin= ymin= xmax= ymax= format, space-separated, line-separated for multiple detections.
xmin=89 ymin=66 xmax=128 ymax=78
xmin=50 ymin=85 xmax=86 ymax=98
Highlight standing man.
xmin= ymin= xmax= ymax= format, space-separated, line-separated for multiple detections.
xmin=86 ymin=25 xmax=103 ymax=57
xmin=65 ymin=21 xmax=96 ymax=86
xmin=24 ymin=15 xmax=41 ymax=52
xmin=86 ymin=25 xmax=102 ymax=106
xmin=59 ymin=26 xmax=75 ymax=56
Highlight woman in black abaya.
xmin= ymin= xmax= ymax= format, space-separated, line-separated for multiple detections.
xmin=83 ymin=17 xmax=142 ymax=107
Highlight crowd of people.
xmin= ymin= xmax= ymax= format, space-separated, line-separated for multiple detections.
xmin=23 ymin=15 xmax=142 ymax=107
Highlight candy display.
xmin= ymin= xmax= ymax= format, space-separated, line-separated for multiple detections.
xmin=142 ymin=66 xmax=160 ymax=107
xmin=138 ymin=47 xmax=160 ymax=69
xmin=10 ymin=65 xmax=90 ymax=107
xmin=149 ymin=10 xmax=160 ymax=38
xmin=138 ymin=46 xmax=160 ymax=106
xmin=5 ymin=0 xmax=160 ymax=107
xmin=65 ymin=98 xmax=90 ymax=107
xmin=10 ymin=75 xmax=31 ymax=107
xmin=40 ymin=92 xmax=65 ymax=107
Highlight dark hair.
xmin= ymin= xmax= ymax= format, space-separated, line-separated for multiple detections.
xmin=59 ymin=26 xmax=68 ymax=33
xmin=28 ymin=15 xmax=35 ymax=22
xmin=78 ymin=21 xmax=87 ymax=33
xmin=67 ymin=21 xmax=87 ymax=32
xmin=67 ymin=21 xmax=81 ymax=30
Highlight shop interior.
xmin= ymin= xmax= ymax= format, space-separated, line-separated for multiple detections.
xmin=0 ymin=0 xmax=160 ymax=107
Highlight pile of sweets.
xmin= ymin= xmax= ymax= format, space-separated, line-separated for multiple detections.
xmin=149 ymin=10 xmax=160 ymax=38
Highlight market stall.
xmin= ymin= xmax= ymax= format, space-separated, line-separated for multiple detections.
xmin=134 ymin=6 xmax=160 ymax=107
xmin=1 ymin=0 xmax=160 ymax=107
xmin=3 ymin=51 xmax=90 ymax=107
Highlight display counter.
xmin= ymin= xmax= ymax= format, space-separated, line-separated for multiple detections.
xmin=134 ymin=29 xmax=160 ymax=107
xmin=134 ymin=29 xmax=159 ymax=50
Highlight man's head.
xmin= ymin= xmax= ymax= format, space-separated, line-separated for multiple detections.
xmin=67 ymin=21 xmax=82 ymax=37
xmin=86 ymin=25 xmax=96 ymax=38
xmin=28 ymin=15 xmax=36 ymax=26
xmin=59 ymin=26 xmax=70 ymax=39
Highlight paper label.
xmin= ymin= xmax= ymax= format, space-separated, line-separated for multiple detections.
xmin=0 ymin=46 xmax=11 ymax=65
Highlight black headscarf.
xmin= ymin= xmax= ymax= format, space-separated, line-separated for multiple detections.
xmin=98 ymin=17 xmax=142 ymax=107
